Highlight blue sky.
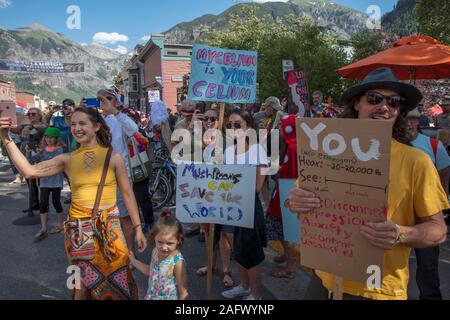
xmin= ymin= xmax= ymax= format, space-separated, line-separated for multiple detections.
xmin=0 ymin=0 xmax=398 ymax=54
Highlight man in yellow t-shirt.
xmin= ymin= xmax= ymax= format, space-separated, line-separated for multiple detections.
xmin=287 ymin=68 xmax=449 ymax=300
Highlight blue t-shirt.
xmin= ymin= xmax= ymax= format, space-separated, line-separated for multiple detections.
xmin=411 ymin=133 xmax=450 ymax=171
xmin=39 ymin=148 xmax=64 ymax=189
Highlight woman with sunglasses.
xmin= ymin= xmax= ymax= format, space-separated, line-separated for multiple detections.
xmin=0 ymin=107 xmax=147 ymax=300
xmin=195 ymin=108 xmax=235 ymax=289
xmin=221 ymin=109 xmax=268 ymax=301
xmin=12 ymin=108 xmax=47 ymax=214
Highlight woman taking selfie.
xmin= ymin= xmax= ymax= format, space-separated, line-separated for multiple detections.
xmin=0 ymin=107 xmax=147 ymax=300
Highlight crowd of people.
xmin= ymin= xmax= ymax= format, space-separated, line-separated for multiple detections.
xmin=0 ymin=67 xmax=449 ymax=300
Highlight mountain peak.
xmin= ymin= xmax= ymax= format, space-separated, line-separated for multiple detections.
xmin=17 ymin=24 xmax=49 ymax=32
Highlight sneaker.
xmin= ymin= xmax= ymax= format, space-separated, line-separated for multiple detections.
xmin=222 ymin=285 xmax=251 ymax=299
xmin=243 ymin=294 xmax=262 ymax=301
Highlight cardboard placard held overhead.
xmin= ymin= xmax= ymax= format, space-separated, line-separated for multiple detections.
xmin=176 ymin=163 xmax=256 ymax=229
xmin=287 ymin=70 xmax=310 ymax=117
xmin=188 ymin=45 xmax=258 ymax=104
xmin=296 ymin=118 xmax=392 ymax=283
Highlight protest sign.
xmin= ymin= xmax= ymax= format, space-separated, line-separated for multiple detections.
xmin=188 ymin=45 xmax=257 ymax=104
xmin=279 ymin=179 xmax=300 ymax=244
xmin=287 ymin=70 xmax=310 ymax=117
xmin=148 ymin=90 xmax=161 ymax=103
xmin=176 ymin=163 xmax=256 ymax=229
xmin=296 ymin=118 xmax=392 ymax=283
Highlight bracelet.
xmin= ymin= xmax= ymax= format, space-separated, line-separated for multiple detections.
xmin=2 ymin=139 xmax=13 ymax=147
xmin=133 ymin=224 xmax=142 ymax=230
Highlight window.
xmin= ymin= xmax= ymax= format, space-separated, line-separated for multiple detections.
xmin=130 ymin=74 xmax=138 ymax=92
xmin=167 ymin=51 xmax=179 ymax=56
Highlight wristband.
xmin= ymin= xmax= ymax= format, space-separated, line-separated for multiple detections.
xmin=133 ymin=224 xmax=142 ymax=231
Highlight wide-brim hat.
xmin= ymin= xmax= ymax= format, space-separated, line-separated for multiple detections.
xmin=341 ymin=67 xmax=423 ymax=111
xmin=264 ymin=96 xmax=282 ymax=111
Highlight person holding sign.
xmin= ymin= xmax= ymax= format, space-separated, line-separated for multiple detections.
xmin=195 ymin=107 xmax=235 ymax=289
xmin=221 ymin=110 xmax=268 ymax=301
xmin=287 ymin=67 xmax=448 ymax=300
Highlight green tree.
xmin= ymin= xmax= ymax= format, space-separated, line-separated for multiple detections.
xmin=350 ymin=30 xmax=386 ymax=62
xmin=416 ymin=0 xmax=450 ymax=45
xmin=205 ymin=7 xmax=350 ymax=104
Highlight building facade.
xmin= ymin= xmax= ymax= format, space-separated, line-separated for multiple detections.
xmin=120 ymin=35 xmax=192 ymax=114
xmin=0 ymin=80 xmax=16 ymax=101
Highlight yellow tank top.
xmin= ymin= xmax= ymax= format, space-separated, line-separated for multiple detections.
xmin=69 ymin=145 xmax=117 ymax=219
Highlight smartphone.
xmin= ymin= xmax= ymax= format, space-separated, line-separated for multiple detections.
xmin=84 ymin=98 xmax=100 ymax=109
xmin=0 ymin=100 xmax=17 ymax=128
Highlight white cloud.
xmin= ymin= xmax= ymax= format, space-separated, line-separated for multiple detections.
xmin=92 ymin=32 xmax=129 ymax=45
xmin=141 ymin=35 xmax=151 ymax=41
xmin=0 ymin=0 xmax=12 ymax=8
xmin=114 ymin=45 xmax=128 ymax=55
xmin=81 ymin=43 xmax=88 ymax=46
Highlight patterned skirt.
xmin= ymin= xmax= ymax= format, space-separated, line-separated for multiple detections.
xmin=65 ymin=203 xmax=138 ymax=300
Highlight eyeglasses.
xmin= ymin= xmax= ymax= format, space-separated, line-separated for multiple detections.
xmin=204 ymin=116 xmax=217 ymax=122
xmin=28 ymin=113 xmax=38 ymax=117
xmin=364 ymin=91 xmax=406 ymax=109
xmin=226 ymin=122 xmax=243 ymax=130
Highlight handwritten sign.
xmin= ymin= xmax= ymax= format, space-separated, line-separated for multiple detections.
xmin=287 ymin=70 xmax=310 ymax=117
xmin=176 ymin=163 xmax=256 ymax=228
xmin=296 ymin=118 xmax=392 ymax=283
xmin=148 ymin=90 xmax=161 ymax=103
xmin=279 ymin=179 xmax=300 ymax=244
xmin=188 ymin=45 xmax=258 ymax=104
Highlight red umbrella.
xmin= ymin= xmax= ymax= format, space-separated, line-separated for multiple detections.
xmin=337 ymin=35 xmax=450 ymax=80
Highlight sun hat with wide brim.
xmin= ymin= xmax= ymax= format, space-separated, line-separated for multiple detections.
xmin=263 ymin=96 xmax=283 ymax=111
xmin=341 ymin=67 xmax=423 ymax=111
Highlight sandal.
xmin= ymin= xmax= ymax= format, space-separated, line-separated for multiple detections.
xmin=34 ymin=230 xmax=48 ymax=243
xmin=49 ymin=226 xmax=63 ymax=235
xmin=269 ymin=268 xmax=296 ymax=279
xmin=196 ymin=266 xmax=216 ymax=277
xmin=222 ymin=271 xmax=234 ymax=288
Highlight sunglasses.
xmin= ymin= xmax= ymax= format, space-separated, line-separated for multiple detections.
xmin=364 ymin=91 xmax=406 ymax=109
xmin=28 ymin=113 xmax=38 ymax=117
xmin=226 ymin=122 xmax=243 ymax=130
xmin=204 ymin=116 xmax=217 ymax=122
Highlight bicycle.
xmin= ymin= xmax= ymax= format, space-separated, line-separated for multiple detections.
xmin=149 ymin=153 xmax=177 ymax=211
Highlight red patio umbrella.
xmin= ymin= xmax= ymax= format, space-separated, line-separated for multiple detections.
xmin=337 ymin=35 xmax=450 ymax=80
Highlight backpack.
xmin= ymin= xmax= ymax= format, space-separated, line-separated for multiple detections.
xmin=128 ymin=131 xmax=152 ymax=183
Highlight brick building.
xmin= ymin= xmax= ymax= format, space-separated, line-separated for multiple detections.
xmin=120 ymin=35 xmax=192 ymax=113
xmin=0 ymin=80 xmax=16 ymax=101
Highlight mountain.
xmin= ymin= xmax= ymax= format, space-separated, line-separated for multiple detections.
xmin=0 ymin=24 xmax=127 ymax=103
xmin=82 ymin=43 xmax=123 ymax=60
xmin=163 ymin=0 xmax=368 ymax=44
xmin=381 ymin=0 xmax=419 ymax=37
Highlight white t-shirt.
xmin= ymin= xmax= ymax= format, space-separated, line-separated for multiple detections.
xmin=224 ymin=143 xmax=269 ymax=166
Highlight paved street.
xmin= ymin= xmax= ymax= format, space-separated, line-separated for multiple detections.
xmin=0 ymin=157 xmax=449 ymax=300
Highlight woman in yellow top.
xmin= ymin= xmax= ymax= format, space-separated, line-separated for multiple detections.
xmin=0 ymin=107 xmax=147 ymax=300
